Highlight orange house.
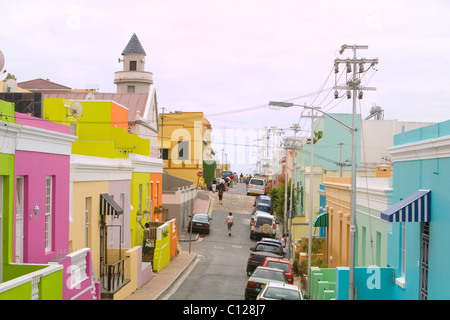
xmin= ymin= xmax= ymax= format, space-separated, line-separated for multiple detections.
xmin=323 ymin=177 xmax=352 ymax=268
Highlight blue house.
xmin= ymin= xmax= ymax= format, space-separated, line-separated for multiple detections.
xmin=381 ymin=120 xmax=450 ymax=300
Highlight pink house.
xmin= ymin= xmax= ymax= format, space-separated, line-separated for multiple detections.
xmin=14 ymin=112 xmax=73 ymax=264
xmin=13 ymin=112 xmax=100 ymax=299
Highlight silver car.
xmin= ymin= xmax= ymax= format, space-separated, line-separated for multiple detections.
xmin=256 ymin=282 xmax=303 ymax=300
xmin=244 ymin=266 xmax=287 ymax=300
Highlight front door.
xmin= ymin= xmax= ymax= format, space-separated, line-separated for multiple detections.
xmin=15 ymin=176 xmax=24 ymax=263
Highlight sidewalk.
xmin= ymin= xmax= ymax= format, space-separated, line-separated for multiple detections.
xmin=125 ymin=249 xmax=198 ymax=300
xmin=125 ymin=191 xmax=212 ymax=300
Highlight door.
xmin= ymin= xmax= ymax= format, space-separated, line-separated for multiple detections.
xmin=15 ymin=176 xmax=24 ymax=263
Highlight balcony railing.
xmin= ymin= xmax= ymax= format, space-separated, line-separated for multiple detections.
xmin=0 ymin=264 xmax=63 ymax=300
xmin=101 ymin=257 xmax=127 ymax=292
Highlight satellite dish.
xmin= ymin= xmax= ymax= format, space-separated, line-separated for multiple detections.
xmin=0 ymin=50 xmax=5 ymax=72
xmin=85 ymin=92 xmax=95 ymax=100
xmin=5 ymin=79 xmax=17 ymax=92
xmin=69 ymin=101 xmax=83 ymax=118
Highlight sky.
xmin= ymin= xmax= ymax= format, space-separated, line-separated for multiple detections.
xmin=2 ymin=0 xmax=450 ymax=174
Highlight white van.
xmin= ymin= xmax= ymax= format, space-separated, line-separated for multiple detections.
xmin=247 ymin=178 xmax=266 ymax=196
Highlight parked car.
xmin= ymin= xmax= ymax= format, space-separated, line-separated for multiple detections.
xmin=256 ymin=282 xmax=303 ymax=300
xmin=253 ymin=195 xmax=271 ymax=207
xmin=188 ymin=213 xmax=211 ymax=234
xmin=259 ymin=237 xmax=282 ymax=247
xmin=246 ymin=240 xmax=284 ymax=275
xmin=250 ymin=210 xmax=272 ymax=226
xmin=250 ymin=212 xmax=278 ymax=240
xmin=247 ymin=178 xmax=267 ymax=196
xmin=254 ymin=195 xmax=271 ymax=206
xmin=251 ymin=203 xmax=272 ymax=215
xmin=245 ymin=266 xmax=287 ymax=300
xmin=262 ymin=257 xmax=294 ymax=284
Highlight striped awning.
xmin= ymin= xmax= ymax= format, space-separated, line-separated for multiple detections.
xmin=314 ymin=212 xmax=329 ymax=227
xmin=100 ymin=193 xmax=123 ymax=216
xmin=380 ymin=190 xmax=430 ymax=223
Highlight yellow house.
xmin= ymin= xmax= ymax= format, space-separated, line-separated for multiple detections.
xmin=159 ymin=112 xmax=211 ymax=184
xmin=44 ymin=97 xmax=163 ymax=298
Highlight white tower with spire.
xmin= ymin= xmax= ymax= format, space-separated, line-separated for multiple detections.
xmin=114 ymin=33 xmax=153 ymax=94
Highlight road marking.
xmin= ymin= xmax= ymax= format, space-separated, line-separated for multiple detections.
xmin=232 ymin=245 xmax=242 ymax=249
xmin=214 ymin=246 xmax=225 ymax=250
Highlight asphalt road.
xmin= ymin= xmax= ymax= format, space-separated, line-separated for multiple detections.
xmin=169 ymin=183 xmax=258 ymax=300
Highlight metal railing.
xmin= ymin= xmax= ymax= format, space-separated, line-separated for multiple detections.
xmin=102 ymin=257 xmax=126 ymax=292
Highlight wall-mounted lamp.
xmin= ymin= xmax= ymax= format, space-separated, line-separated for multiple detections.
xmin=32 ymin=204 xmax=39 ymax=219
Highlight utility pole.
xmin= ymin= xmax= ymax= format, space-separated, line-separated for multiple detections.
xmin=284 ymin=124 xmax=301 ymax=235
xmin=221 ymin=148 xmax=225 ymax=175
xmin=301 ymin=110 xmax=321 ymax=300
xmin=160 ymin=107 xmax=165 ymax=159
xmin=282 ymin=123 xmax=302 ymax=260
xmin=334 ymin=44 xmax=378 ymax=300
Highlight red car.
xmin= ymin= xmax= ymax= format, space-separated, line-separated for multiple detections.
xmin=261 ymin=257 xmax=294 ymax=284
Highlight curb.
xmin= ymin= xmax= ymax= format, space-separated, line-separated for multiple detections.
xmin=154 ymin=253 xmax=199 ymax=300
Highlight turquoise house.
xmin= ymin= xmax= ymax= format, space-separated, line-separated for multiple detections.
xmin=381 ymin=119 xmax=450 ymax=300
xmin=295 ymin=113 xmax=362 ymax=216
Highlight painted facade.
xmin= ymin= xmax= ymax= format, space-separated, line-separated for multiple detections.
xmin=1 ymin=99 xmax=101 ymax=300
xmin=44 ymin=97 xmax=163 ymax=298
xmin=158 ymin=112 xmax=209 ymax=185
xmin=0 ymin=100 xmax=17 ymax=286
xmin=385 ymin=120 xmax=450 ymax=300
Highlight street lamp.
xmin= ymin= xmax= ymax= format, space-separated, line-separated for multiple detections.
xmin=269 ymin=100 xmax=356 ymax=299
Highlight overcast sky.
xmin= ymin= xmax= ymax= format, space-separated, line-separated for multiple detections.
xmin=2 ymin=1 xmax=450 ymax=172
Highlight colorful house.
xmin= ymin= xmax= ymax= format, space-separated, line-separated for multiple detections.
xmin=158 ymin=111 xmax=213 ymax=187
xmin=1 ymin=98 xmax=99 ymax=300
xmin=382 ymin=120 xmax=450 ymax=300
xmin=43 ymin=96 xmax=164 ymax=298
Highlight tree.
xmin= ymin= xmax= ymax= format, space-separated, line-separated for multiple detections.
xmin=3 ymin=73 xmax=16 ymax=81
xmin=268 ymin=180 xmax=297 ymax=220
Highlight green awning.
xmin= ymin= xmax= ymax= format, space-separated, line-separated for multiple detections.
xmin=313 ymin=212 xmax=328 ymax=227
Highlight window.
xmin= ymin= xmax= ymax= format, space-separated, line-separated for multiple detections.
xmin=127 ymin=85 xmax=135 ymax=93
xmin=120 ymin=194 xmax=125 ymax=244
xmin=45 ymin=176 xmax=53 ymax=252
xmin=162 ymin=148 xmax=169 ymax=160
xmin=376 ymin=231 xmax=382 ymax=267
xmin=15 ymin=176 xmax=24 ymax=263
xmin=361 ymin=226 xmax=366 ymax=266
xmin=177 ymin=141 xmax=189 ymax=160
xmin=85 ymin=197 xmax=91 ymax=247
xmin=139 ymin=184 xmax=142 ymax=215
xmin=70 ymin=123 xmax=77 ymax=136
xmin=396 ymin=222 xmax=407 ymax=288
xmin=129 ymin=61 xmax=137 ymax=71
xmin=401 ymin=222 xmax=406 ymax=277
xmin=420 ymin=222 xmax=430 ymax=300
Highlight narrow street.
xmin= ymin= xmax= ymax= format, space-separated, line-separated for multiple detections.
xmin=165 ymin=182 xmax=277 ymax=300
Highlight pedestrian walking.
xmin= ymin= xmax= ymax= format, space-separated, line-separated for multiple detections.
xmin=225 ymin=212 xmax=234 ymax=236
xmin=211 ymin=178 xmax=217 ymax=193
xmin=281 ymin=234 xmax=287 ymax=255
xmin=140 ymin=222 xmax=152 ymax=256
xmin=218 ymin=183 xmax=224 ymax=205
